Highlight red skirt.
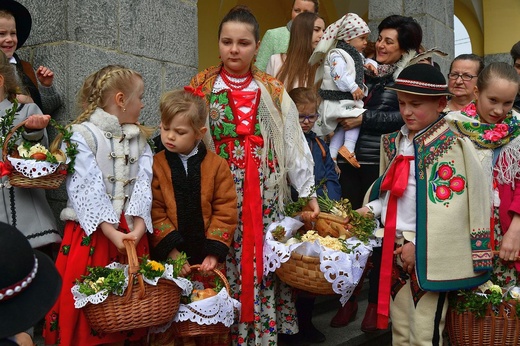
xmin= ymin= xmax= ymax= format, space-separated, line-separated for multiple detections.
xmin=43 ymin=215 xmax=149 ymax=346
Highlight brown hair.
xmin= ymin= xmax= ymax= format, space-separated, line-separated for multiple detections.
xmin=0 ymin=50 xmax=20 ymax=102
xmin=160 ymin=89 xmax=208 ymax=136
xmin=288 ymin=87 xmax=317 ymax=108
xmin=0 ymin=10 xmax=14 ymax=21
xmin=476 ymin=62 xmax=520 ymax=93
xmin=218 ymin=5 xmax=259 ymax=43
xmin=276 ymin=12 xmax=322 ymax=91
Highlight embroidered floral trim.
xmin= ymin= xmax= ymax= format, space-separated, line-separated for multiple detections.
xmin=428 ymin=161 xmax=467 ymax=204
xmin=208 ymin=228 xmax=231 ymax=242
xmin=153 ymin=222 xmax=173 ymax=237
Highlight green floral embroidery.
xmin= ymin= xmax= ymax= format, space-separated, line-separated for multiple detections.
xmin=89 ymin=246 xmax=95 ymax=256
xmin=81 ymin=236 xmax=91 ymax=246
xmin=222 ymin=122 xmax=237 ymax=137
xmin=218 ymin=144 xmax=229 ymax=159
xmin=255 ymin=123 xmax=261 ymax=135
xmin=61 ymin=245 xmax=70 ymax=255
xmin=209 ymin=228 xmax=231 ymax=242
xmin=428 ymin=161 xmax=466 ymax=205
xmin=152 ymin=222 xmax=172 ymax=237
xmin=225 ymin=105 xmax=233 ymax=120
xmin=213 ymin=126 xmax=223 ymax=141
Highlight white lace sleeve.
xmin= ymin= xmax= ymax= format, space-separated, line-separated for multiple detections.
xmin=126 ymin=144 xmax=153 ymax=232
xmin=66 ymin=132 xmax=119 ymax=235
xmin=283 ymin=95 xmax=316 ymax=197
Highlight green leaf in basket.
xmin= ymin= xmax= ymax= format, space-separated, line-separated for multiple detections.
xmin=77 ymin=266 xmax=126 ymax=296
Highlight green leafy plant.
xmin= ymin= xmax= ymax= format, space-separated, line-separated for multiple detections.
xmin=0 ymin=100 xmax=22 ymax=152
xmin=77 ymin=266 xmax=126 ymax=296
xmin=166 ymin=251 xmax=188 ymax=278
xmin=76 ymin=252 xmax=188 ymax=298
xmin=317 ymin=193 xmax=376 ymax=244
xmin=50 ymin=119 xmax=78 ymax=173
xmin=449 ymin=280 xmax=520 ymax=318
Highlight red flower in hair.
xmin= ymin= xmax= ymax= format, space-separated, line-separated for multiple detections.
xmin=184 ymin=85 xmax=205 ymax=98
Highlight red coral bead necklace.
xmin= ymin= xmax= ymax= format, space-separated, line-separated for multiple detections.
xmin=220 ymin=68 xmax=253 ymax=91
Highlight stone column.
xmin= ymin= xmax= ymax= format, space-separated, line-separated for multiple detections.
xmin=367 ymin=0 xmax=455 ymax=73
xmin=16 ymin=0 xmax=199 ymax=223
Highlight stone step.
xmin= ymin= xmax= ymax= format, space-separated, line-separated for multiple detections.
xmin=304 ymin=277 xmax=392 ymax=346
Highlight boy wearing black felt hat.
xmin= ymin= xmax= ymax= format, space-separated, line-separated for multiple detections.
xmin=356 ymin=63 xmax=492 ymax=345
xmin=0 ymin=0 xmax=61 ymax=113
xmin=0 ymin=222 xmax=61 ymax=346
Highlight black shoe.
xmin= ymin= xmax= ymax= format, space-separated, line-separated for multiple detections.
xmin=278 ymin=333 xmax=310 ymax=346
xmin=303 ymin=324 xmax=326 ymax=343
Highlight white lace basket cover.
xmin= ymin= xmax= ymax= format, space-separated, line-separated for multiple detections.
xmin=263 ymin=216 xmax=381 ymax=305
xmin=7 ymin=156 xmax=63 ymax=178
xmin=150 ymin=281 xmax=241 ymax=334
xmin=72 ymin=262 xmax=193 ymax=309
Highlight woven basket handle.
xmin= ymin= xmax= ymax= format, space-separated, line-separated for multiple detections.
xmin=189 ymin=264 xmax=230 ymax=294
xmin=2 ymin=119 xmax=27 ymax=162
xmin=122 ymin=239 xmax=146 ymax=303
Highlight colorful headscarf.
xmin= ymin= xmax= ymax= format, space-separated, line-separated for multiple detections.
xmin=446 ymin=101 xmax=520 ymax=149
xmin=309 ymin=13 xmax=370 ymax=66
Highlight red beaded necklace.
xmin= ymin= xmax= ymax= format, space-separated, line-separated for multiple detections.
xmin=220 ymin=68 xmax=253 ymax=90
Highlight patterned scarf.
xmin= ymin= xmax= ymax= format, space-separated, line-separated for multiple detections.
xmin=446 ymin=101 xmax=520 ymax=149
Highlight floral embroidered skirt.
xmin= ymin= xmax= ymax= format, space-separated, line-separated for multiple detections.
xmin=43 ymin=215 xmax=149 ymax=345
xmin=225 ymin=167 xmax=298 ymax=346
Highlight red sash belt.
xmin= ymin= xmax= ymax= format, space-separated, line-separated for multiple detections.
xmin=377 ymin=155 xmax=414 ymax=329
xmin=236 ymin=134 xmax=264 ymax=323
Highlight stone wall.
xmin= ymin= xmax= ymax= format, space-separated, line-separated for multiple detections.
xmin=16 ymin=0 xmax=199 ymax=227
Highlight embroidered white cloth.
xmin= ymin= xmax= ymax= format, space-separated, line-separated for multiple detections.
xmin=7 ymin=156 xmax=63 ymax=178
xmin=263 ymin=216 xmax=380 ymax=305
xmin=150 ymin=283 xmax=241 ymax=333
xmin=72 ymin=262 xmax=192 ymax=309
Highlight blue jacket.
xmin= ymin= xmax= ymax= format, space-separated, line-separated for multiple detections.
xmin=304 ymin=131 xmax=342 ymax=200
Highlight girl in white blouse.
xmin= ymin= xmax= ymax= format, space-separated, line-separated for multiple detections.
xmin=44 ymin=66 xmax=154 ymax=346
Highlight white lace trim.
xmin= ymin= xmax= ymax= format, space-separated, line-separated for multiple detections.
xmin=263 ymin=216 xmax=380 ymax=305
xmin=7 ymin=156 xmax=62 ymax=178
xmin=150 ymin=285 xmax=241 ymax=333
xmin=125 ymin=167 xmax=153 ymax=232
xmin=68 ymin=159 xmax=119 ymax=235
xmin=72 ymin=262 xmax=192 ymax=309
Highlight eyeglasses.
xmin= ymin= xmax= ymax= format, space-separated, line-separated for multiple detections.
xmin=447 ymin=73 xmax=478 ymax=81
xmin=298 ymin=113 xmax=319 ymax=123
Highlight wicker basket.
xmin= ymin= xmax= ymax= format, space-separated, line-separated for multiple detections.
xmin=446 ymin=301 xmax=520 ymax=346
xmin=170 ymin=265 xmax=231 ymax=337
xmin=3 ymin=119 xmax=68 ymax=189
xmin=82 ymin=240 xmax=182 ymax=334
xmin=275 ymin=251 xmax=335 ymax=295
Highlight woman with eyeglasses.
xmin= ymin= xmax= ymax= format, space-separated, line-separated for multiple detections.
xmin=445 ymin=54 xmax=485 ymax=111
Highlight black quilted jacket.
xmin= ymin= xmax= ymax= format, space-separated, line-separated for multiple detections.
xmin=355 ymin=72 xmax=405 ymax=163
